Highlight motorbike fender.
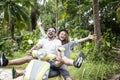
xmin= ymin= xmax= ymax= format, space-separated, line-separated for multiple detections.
xmin=23 ymin=60 xmax=50 ymax=80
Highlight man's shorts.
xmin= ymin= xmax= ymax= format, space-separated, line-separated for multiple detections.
xmin=47 ymin=60 xmax=70 ymax=79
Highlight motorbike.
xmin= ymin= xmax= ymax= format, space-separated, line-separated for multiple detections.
xmin=22 ymin=47 xmax=65 ymax=80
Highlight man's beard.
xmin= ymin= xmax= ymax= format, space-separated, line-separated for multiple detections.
xmin=48 ymin=35 xmax=54 ymax=39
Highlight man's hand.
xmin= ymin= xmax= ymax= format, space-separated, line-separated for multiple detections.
xmin=37 ymin=20 xmax=42 ymax=26
xmin=26 ymin=50 xmax=32 ymax=55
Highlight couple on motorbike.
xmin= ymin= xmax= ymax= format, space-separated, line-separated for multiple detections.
xmin=0 ymin=25 xmax=96 ymax=80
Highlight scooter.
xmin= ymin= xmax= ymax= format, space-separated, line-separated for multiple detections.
xmin=23 ymin=47 xmax=65 ymax=80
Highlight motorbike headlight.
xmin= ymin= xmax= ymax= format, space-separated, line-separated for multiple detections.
xmin=37 ymin=50 xmax=46 ymax=58
xmin=32 ymin=49 xmax=47 ymax=59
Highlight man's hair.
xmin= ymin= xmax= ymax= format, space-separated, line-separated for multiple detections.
xmin=48 ymin=27 xmax=56 ymax=33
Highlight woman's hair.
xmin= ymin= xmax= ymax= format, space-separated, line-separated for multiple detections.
xmin=58 ymin=29 xmax=70 ymax=45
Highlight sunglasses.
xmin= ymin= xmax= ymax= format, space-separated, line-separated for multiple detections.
xmin=48 ymin=28 xmax=55 ymax=32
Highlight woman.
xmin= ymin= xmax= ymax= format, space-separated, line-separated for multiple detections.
xmin=57 ymin=29 xmax=96 ymax=58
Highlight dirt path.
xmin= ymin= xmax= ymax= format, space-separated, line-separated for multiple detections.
xmin=0 ymin=68 xmax=23 ymax=80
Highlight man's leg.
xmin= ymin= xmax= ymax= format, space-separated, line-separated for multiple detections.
xmin=66 ymin=77 xmax=73 ymax=80
xmin=14 ymin=70 xmax=24 ymax=78
xmin=12 ymin=67 xmax=24 ymax=79
xmin=47 ymin=60 xmax=72 ymax=80
xmin=0 ymin=53 xmax=33 ymax=66
xmin=0 ymin=53 xmax=8 ymax=66
xmin=59 ymin=64 xmax=72 ymax=80
xmin=48 ymin=68 xmax=60 ymax=78
xmin=8 ymin=56 xmax=33 ymax=65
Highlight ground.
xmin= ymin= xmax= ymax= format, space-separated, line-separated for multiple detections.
xmin=0 ymin=68 xmax=23 ymax=80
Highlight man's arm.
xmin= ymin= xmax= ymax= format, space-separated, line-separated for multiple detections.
xmin=37 ymin=20 xmax=46 ymax=37
xmin=26 ymin=42 xmax=42 ymax=55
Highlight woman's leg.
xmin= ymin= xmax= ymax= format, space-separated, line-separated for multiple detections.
xmin=62 ymin=52 xmax=84 ymax=68
xmin=61 ymin=56 xmax=74 ymax=66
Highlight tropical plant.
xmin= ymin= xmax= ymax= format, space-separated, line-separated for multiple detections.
xmin=0 ymin=0 xmax=32 ymax=40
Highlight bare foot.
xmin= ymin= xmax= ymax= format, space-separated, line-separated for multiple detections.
xmin=14 ymin=70 xmax=21 ymax=78
xmin=12 ymin=67 xmax=24 ymax=79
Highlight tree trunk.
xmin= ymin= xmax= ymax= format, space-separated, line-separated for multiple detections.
xmin=55 ymin=0 xmax=58 ymax=30
xmin=30 ymin=4 xmax=38 ymax=30
xmin=10 ymin=20 xmax=15 ymax=40
xmin=93 ymin=0 xmax=101 ymax=52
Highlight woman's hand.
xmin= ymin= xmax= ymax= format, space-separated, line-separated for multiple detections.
xmin=56 ymin=56 xmax=62 ymax=61
xmin=88 ymin=34 xmax=97 ymax=40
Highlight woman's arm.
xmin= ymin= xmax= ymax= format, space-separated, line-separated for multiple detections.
xmin=77 ymin=34 xmax=96 ymax=43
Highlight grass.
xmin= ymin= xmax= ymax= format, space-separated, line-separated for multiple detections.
xmin=6 ymin=51 xmax=28 ymax=69
xmin=68 ymin=60 xmax=117 ymax=80
xmin=5 ymin=51 xmax=119 ymax=80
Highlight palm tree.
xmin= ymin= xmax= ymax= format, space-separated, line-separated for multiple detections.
xmin=30 ymin=3 xmax=39 ymax=30
xmin=0 ymin=0 xmax=31 ymax=40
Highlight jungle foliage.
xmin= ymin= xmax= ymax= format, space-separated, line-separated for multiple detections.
xmin=0 ymin=0 xmax=120 ymax=80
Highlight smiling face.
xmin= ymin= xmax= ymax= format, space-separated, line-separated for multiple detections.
xmin=58 ymin=31 xmax=67 ymax=41
xmin=47 ymin=27 xmax=56 ymax=39
xmin=58 ymin=30 xmax=69 ymax=44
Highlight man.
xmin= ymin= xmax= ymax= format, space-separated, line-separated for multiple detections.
xmin=0 ymin=27 xmax=84 ymax=80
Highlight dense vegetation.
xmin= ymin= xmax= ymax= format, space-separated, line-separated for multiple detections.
xmin=0 ymin=0 xmax=120 ymax=80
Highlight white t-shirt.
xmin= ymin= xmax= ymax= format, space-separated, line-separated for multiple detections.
xmin=37 ymin=38 xmax=62 ymax=55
